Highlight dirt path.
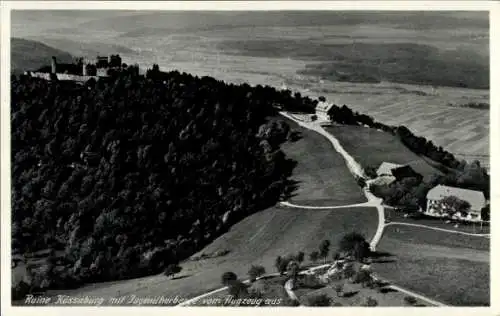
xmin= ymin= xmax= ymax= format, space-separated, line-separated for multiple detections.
xmin=385 ymin=222 xmax=490 ymax=237
xmin=279 ymin=112 xmax=386 ymax=251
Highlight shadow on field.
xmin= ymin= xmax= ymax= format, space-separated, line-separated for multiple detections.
xmin=379 ymin=288 xmax=398 ymax=294
xmin=370 ymin=251 xmax=393 ymax=258
xmin=343 ymin=291 xmax=359 ymax=298
xmin=372 ymin=259 xmax=397 ymax=264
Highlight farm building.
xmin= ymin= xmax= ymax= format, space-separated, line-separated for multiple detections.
xmin=369 ymin=175 xmax=396 ymax=186
xmin=376 ymin=162 xmax=404 ymax=177
xmin=425 ymin=185 xmax=486 ymax=221
xmin=375 ymin=162 xmax=422 ymax=182
xmin=315 ymin=101 xmax=334 ymax=120
xmin=391 ymin=165 xmax=423 ymax=182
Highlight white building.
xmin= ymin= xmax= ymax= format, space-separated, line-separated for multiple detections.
xmin=425 ymin=185 xmax=486 ymax=221
xmin=315 ymin=101 xmax=334 ymax=121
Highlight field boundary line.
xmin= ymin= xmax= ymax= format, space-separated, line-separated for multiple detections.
xmin=279 ymin=201 xmax=375 ymax=209
xmin=385 ymin=222 xmax=490 ymax=237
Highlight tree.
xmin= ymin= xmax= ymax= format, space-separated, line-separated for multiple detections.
xmin=308 ymin=294 xmax=331 ymax=306
xmin=228 ymin=280 xmax=249 ymax=300
xmin=248 ymin=265 xmax=266 ymax=282
xmin=318 ymin=96 xmax=326 ymax=102
xmin=439 ymin=196 xmax=471 ymax=217
xmin=319 ymin=240 xmax=331 ymax=264
xmin=296 ymin=251 xmax=305 ymax=264
xmin=343 ymin=262 xmax=355 ymax=279
xmin=339 ymin=232 xmax=370 ymax=262
xmin=334 ymin=284 xmax=344 ymax=297
xmin=481 ymin=205 xmax=490 ymax=222
xmin=163 ymin=264 xmax=182 ymax=279
xmin=363 ymin=296 xmax=378 ymax=307
xmin=221 ymin=271 xmax=238 ymax=286
xmin=309 ymin=251 xmax=319 ymax=263
xmin=365 ymin=166 xmax=378 ymax=179
xmin=275 ymin=256 xmax=284 ymax=275
xmin=287 ymin=260 xmax=300 ymax=281
xmin=353 ymin=269 xmax=372 ymax=287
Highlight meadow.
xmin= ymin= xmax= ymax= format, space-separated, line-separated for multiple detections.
xmin=280 ymin=117 xmax=365 ymax=206
xmin=324 ymin=125 xmax=441 ymax=178
xmin=373 ymin=225 xmax=490 ymax=306
xmin=385 ymin=208 xmax=490 ymax=235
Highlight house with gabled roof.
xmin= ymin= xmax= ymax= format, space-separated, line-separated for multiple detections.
xmin=425 ymin=185 xmax=486 ymax=221
xmin=315 ymin=101 xmax=334 ymax=120
xmin=376 ymin=162 xmax=403 ymax=177
xmin=375 ymin=162 xmax=422 ymax=182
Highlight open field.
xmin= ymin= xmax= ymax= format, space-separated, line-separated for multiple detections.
xmin=280 ymin=117 xmax=365 ymax=205
xmin=324 ymin=125 xmax=441 ymax=178
xmin=385 ymin=208 xmax=490 ymax=235
xmin=381 ymin=224 xmax=490 ymax=251
xmin=373 ymin=225 xmax=489 ymax=306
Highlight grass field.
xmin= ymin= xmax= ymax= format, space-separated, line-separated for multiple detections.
xmin=385 ymin=208 xmax=490 ymax=235
xmin=324 ymin=125 xmax=441 ymax=178
xmin=373 ymin=225 xmax=490 ymax=306
xmin=279 ymin=117 xmax=366 ymax=205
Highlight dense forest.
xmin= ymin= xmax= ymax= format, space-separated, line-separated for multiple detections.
xmin=11 ymin=66 xmax=318 ymax=296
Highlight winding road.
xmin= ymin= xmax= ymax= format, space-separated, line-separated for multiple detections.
xmin=177 ymin=111 xmax=484 ymax=307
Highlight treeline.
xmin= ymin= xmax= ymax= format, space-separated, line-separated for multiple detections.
xmin=11 ymin=67 xmax=316 ymax=296
xmin=447 ymin=102 xmax=489 ymax=110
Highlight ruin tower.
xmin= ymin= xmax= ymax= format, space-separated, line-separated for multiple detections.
xmin=82 ymin=60 xmax=87 ymax=76
xmin=51 ymin=56 xmax=57 ymax=74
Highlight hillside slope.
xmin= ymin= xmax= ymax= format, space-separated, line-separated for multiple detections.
xmin=41 ymin=116 xmax=376 ymax=302
xmin=11 ymin=37 xmax=73 ymax=74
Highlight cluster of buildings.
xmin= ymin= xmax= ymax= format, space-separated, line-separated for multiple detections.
xmin=373 ymin=161 xmax=488 ymax=222
xmin=25 ymin=54 xmax=125 ymax=82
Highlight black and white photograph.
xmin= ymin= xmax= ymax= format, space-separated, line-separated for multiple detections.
xmin=1 ymin=1 xmax=496 ymax=312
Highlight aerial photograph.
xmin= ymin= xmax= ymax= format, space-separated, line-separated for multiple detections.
xmin=8 ymin=8 xmax=490 ymax=308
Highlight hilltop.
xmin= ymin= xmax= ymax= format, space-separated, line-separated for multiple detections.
xmin=11 ymin=38 xmax=73 ymax=75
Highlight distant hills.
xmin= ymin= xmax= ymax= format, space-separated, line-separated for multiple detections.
xmin=11 ymin=37 xmax=73 ymax=74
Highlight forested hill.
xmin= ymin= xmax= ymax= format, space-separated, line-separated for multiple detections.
xmin=11 ymin=38 xmax=73 ymax=75
xmin=11 ymin=67 xmax=317 ymax=296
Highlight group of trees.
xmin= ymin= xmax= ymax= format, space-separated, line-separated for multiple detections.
xmin=275 ymin=251 xmax=305 ymax=276
xmin=371 ymin=160 xmax=490 ymax=214
xmin=11 ymin=67 xmax=323 ymax=295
